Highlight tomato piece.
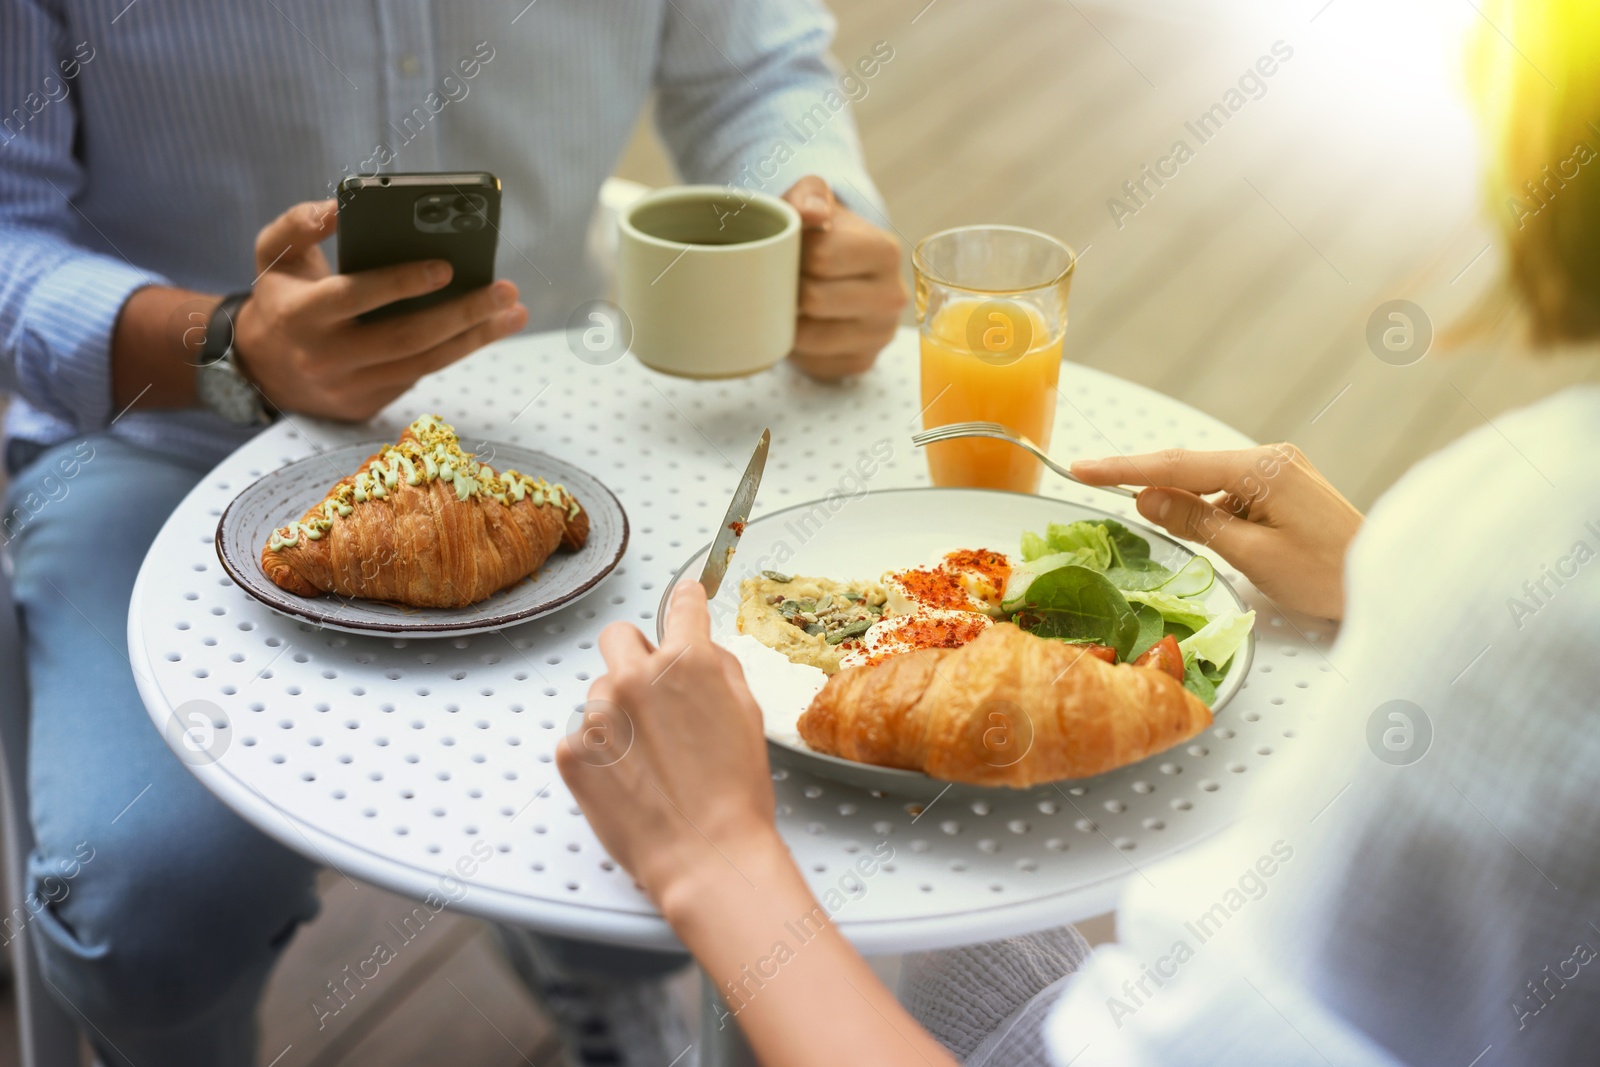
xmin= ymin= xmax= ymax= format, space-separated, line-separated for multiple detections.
xmin=1080 ymin=644 xmax=1117 ymax=664
xmin=1133 ymin=634 xmax=1185 ymax=682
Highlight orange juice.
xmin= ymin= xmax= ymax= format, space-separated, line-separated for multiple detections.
xmin=920 ymin=297 xmax=1063 ymax=493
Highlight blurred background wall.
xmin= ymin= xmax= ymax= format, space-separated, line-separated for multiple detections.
xmin=617 ymin=0 xmax=1600 ymax=509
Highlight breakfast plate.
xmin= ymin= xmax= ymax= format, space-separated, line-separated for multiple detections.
xmin=662 ymin=487 xmax=1253 ymax=795
xmin=218 ymin=442 xmax=628 ymax=636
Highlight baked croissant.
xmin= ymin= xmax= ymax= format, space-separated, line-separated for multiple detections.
xmin=260 ymin=414 xmax=588 ymax=609
xmin=799 ymin=623 xmax=1212 ymax=788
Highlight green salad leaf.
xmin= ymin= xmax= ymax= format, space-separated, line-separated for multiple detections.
xmin=1182 ymin=652 xmax=1218 ymax=702
xmin=1032 ymin=519 xmax=1174 ymax=590
xmin=1179 ymin=610 xmax=1257 ymax=670
xmin=1126 ymin=602 xmax=1166 ymax=662
xmin=1027 ymin=548 xmax=1104 ymax=574
xmin=1009 ymin=520 xmax=1253 ymax=702
xmin=1105 ymin=564 xmax=1173 ymax=591
xmin=1101 ymin=518 xmax=1174 ymax=587
xmin=1122 ymin=589 xmax=1213 ymax=632
xmin=1010 ymin=564 xmax=1141 ymax=661
xmin=1098 ymin=519 xmax=1153 ymax=568
xmin=1044 ymin=521 xmax=1114 ymax=570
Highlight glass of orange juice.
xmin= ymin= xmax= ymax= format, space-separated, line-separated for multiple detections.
xmin=913 ymin=226 xmax=1075 ymax=494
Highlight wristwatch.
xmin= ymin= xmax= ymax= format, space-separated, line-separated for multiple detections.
xmin=196 ymin=289 xmax=274 ymax=426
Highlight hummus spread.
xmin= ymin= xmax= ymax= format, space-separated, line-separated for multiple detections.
xmin=736 ymin=573 xmax=887 ymax=674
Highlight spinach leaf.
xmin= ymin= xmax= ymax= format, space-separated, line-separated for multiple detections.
xmin=1182 ymin=653 xmax=1217 ymax=704
xmin=1123 ymin=589 xmax=1212 ymax=632
xmin=1126 ymin=602 xmax=1166 ymax=662
xmin=1106 ymin=563 xmax=1172 ymax=591
xmin=1012 ymin=564 xmax=1140 ymax=661
xmin=1163 ymin=620 xmax=1195 ymax=643
xmin=1098 ymin=519 xmax=1158 ymax=567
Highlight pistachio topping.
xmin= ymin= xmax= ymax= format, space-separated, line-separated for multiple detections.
xmin=269 ymin=415 xmax=580 ymax=552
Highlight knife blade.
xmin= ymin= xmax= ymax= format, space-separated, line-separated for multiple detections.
xmin=697 ymin=429 xmax=771 ymax=598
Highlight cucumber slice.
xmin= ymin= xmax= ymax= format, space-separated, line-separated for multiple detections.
xmin=1000 ymin=549 xmax=1098 ymax=612
xmin=1000 ymin=581 xmax=1030 ymax=614
xmin=1159 ymin=555 xmax=1214 ymax=597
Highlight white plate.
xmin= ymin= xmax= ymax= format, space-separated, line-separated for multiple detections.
xmin=217 ymin=442 xmax=628 ymax=637
xmin=662 ymin=487 xmax=1253 ymax=794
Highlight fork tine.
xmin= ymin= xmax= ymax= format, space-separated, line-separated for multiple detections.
xmin=909 ymin=423 xmax=1141 ymax=499
xmin=911 ymin=425 xmax=972 ymax=440
xmin=912 ymin=420 xmax=1010 ymax=443
xmin=910 ymin=424 xmax=942 ymax=435
xmin=912 ymin=426 xmax=1003 ymax=446
xmin=934 ymin=420 xmax=1006 ymax=435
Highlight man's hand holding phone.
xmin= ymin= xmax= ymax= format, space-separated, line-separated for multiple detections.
xmin=232 ymin=199 xmax=527 ymax=421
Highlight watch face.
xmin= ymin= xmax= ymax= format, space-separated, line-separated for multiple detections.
xmin=197 ymin=360 xmax=264 ymax=425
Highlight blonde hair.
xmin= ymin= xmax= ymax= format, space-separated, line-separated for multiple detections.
xmin=1467 ymin=0 xmax=1600 ymax=344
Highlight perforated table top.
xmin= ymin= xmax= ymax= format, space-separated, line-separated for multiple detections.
xmin=129 ymin=328 xmax=1336 ymax=954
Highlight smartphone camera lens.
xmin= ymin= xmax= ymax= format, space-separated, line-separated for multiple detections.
xmin=451 ymin=212 xmax=486 ymax=232
xmin=417 ymin=197 xmax=449 ymax=225
xmin=452 ymin=195 xmax=482 ymax=215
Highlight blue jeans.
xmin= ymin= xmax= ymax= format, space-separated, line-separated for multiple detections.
xmin=4 ymin=436 xmax=322 ymax=1066
xmin=4 ymin=435 xmax=685 ymax=1066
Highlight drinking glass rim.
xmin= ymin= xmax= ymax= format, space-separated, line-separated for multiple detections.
xmin=912 ymin=224 xmax=1077 ymax=294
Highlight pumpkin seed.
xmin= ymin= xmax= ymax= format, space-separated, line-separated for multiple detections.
xmin=804 ymin=622 xmax=826 ymax=636
xmin=762 ymin=570 xmax=793 ymax=583
xmin=826 ymin=619 xmax=873 ymax=644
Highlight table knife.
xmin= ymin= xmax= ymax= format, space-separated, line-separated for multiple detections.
xmin=697 ymin=429 xmax=770 ymax=598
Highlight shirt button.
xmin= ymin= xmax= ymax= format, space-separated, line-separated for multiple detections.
xmin=398 ymin=54 xmax=421 ymax=77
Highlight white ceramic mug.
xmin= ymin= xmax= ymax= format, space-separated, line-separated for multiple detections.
xmin=617 ymin=185 xmax=801 ymax=378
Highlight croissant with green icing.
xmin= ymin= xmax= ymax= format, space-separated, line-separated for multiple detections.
xmin=260 ymin=415 xmax=588 ymax=608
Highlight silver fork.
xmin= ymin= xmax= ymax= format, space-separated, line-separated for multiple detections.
xmin=911 ymin=421 xmax=1140 ymax=498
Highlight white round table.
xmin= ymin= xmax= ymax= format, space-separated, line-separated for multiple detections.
xmin=129 ymin=326 xmax=1335 ymax=1050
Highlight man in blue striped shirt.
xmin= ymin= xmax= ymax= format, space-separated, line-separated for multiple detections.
xmin=0 ymin=1 xmax=906 ymax=1063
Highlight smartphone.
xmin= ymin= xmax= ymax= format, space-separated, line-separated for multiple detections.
xmin=336 ymin=171 xmax=501 ymax=321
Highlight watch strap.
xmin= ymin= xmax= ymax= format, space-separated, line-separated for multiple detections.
xmin=196 ymin=288 xmax=276 ymax=425
xmin=199 ymin=289 xmax=253 ymax=367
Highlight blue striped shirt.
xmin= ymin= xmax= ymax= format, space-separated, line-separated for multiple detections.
xmin=0 ymin=0 xmax=883 ymax=465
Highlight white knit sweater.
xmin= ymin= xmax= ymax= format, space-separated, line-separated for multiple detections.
xmin=902 ymin=386 xmax=1600 ymax=1066
xmin=1038 ymin=384 xmax=1600 ymax=1065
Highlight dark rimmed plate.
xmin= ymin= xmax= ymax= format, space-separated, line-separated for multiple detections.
xmin=217 ymin=442 xmax=627 ymax=636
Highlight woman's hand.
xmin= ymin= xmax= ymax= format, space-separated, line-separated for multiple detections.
xmin=1071 ymin=444 xmax=1363 ymax=619
xmin=558 ymin=581 xmax=958 ymax=1067
xmin=556 ymin=580 xmax=778 ymax=911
